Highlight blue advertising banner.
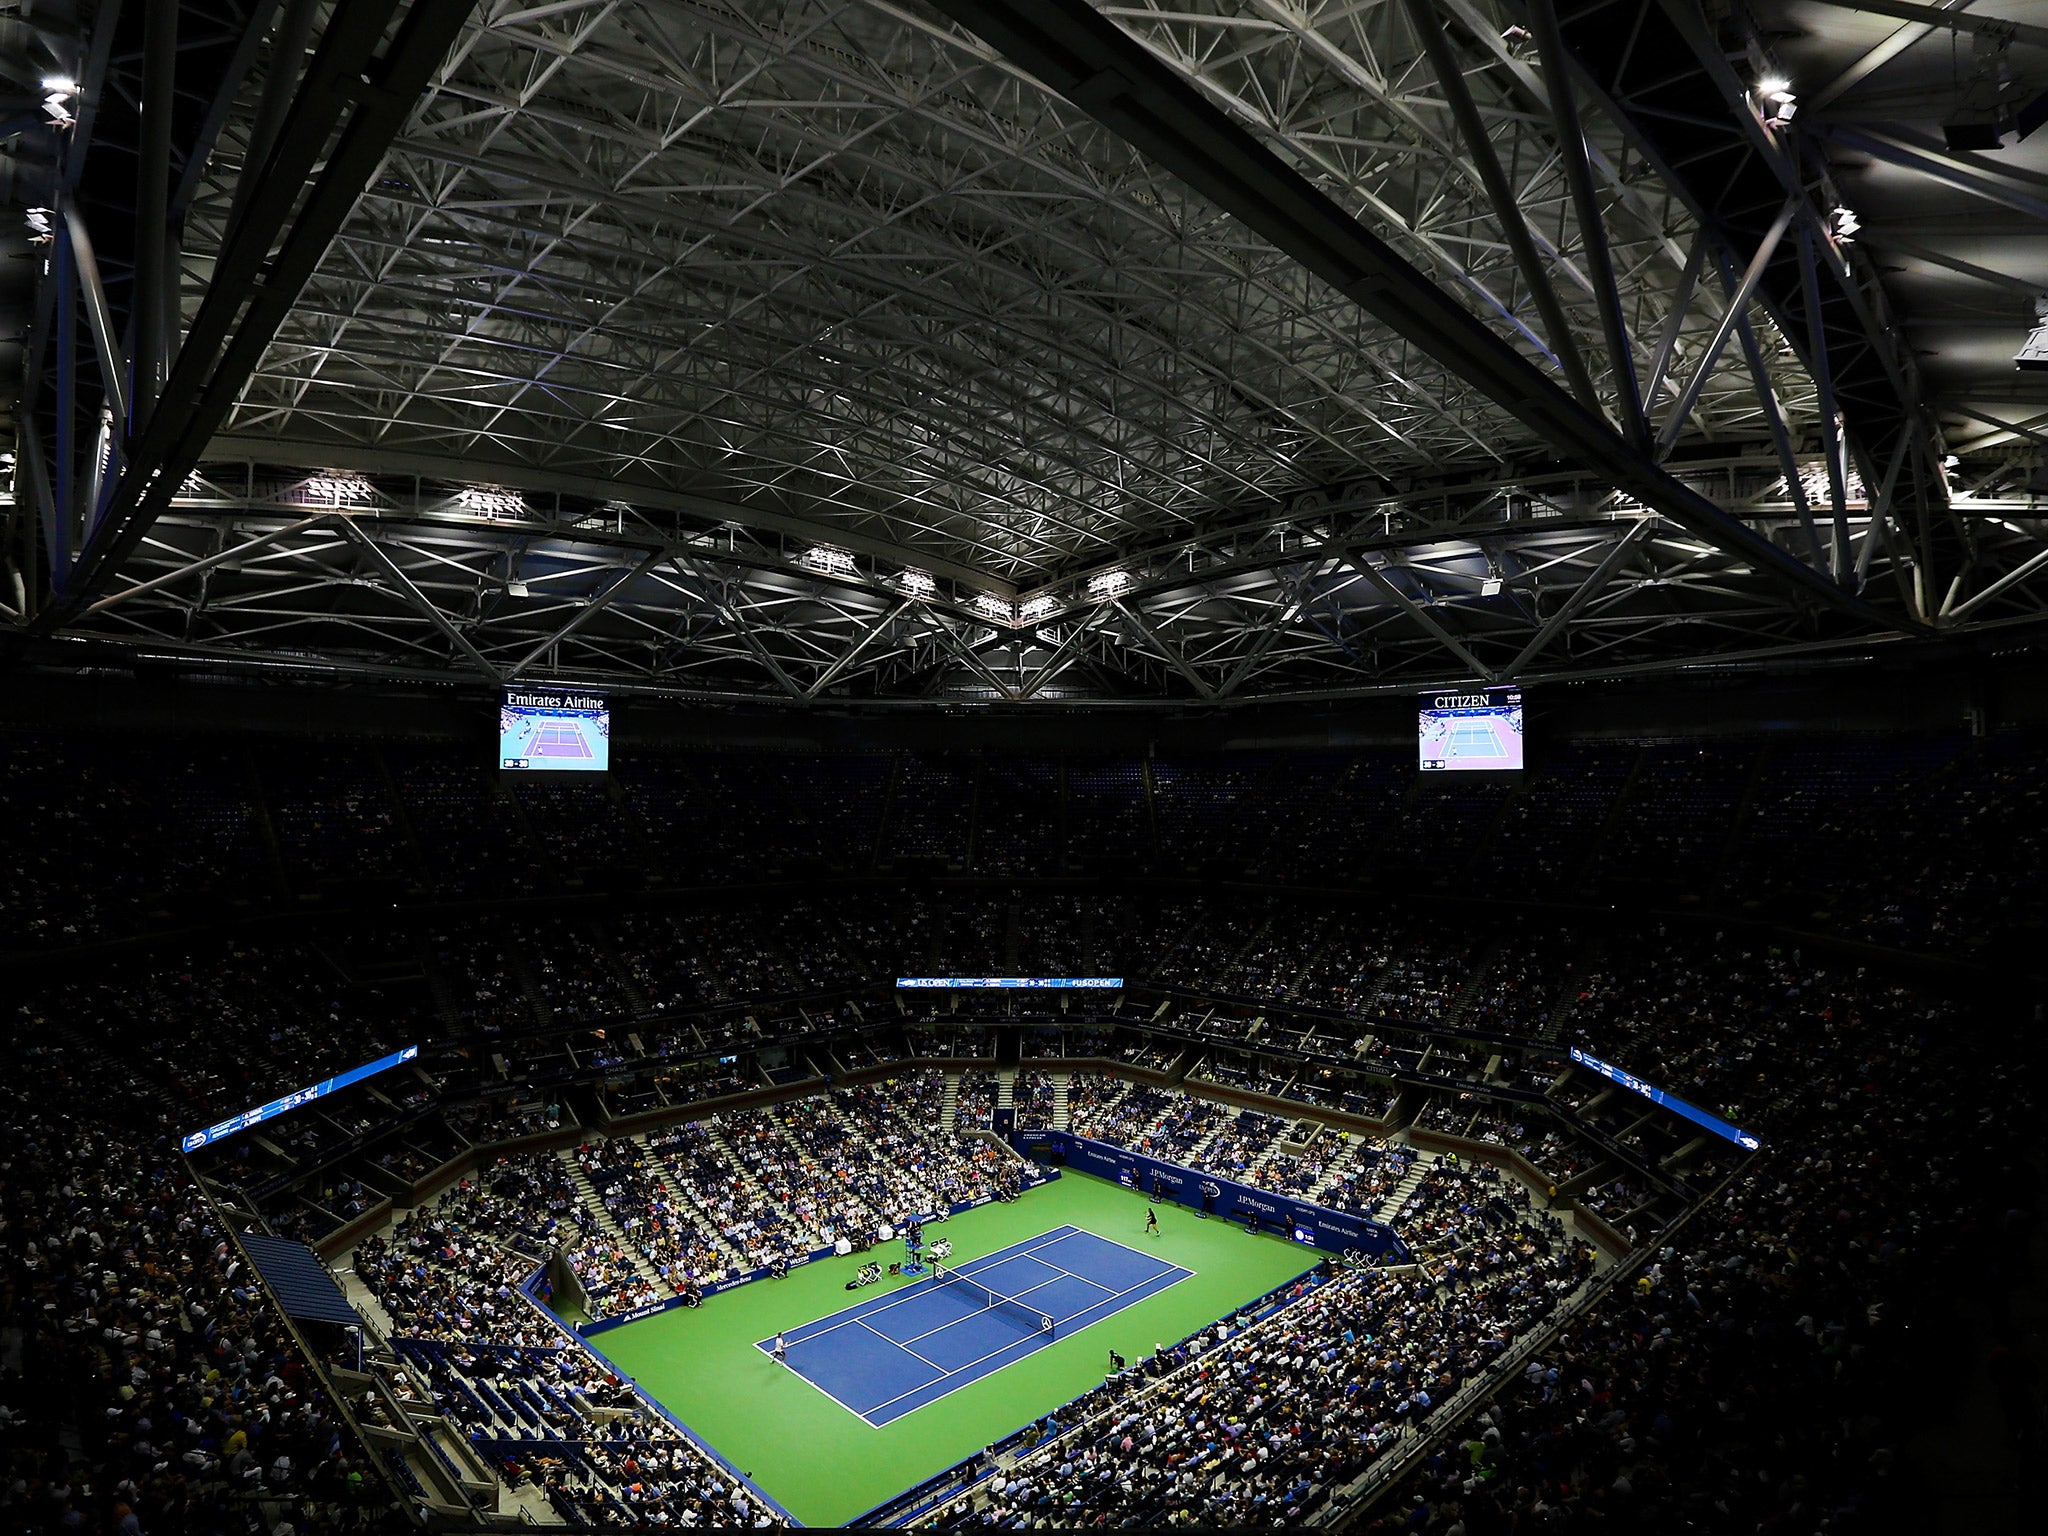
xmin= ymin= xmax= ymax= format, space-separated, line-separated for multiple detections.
xmin=1012 ymin=1130 xmax=1406 ymax=1262
xmin=1569 ymin=1048 xmax=1762 ymax=1150
xmin=896 ymin=977 xmax=1124 ymax=989
xmin=182 ymin=1045 xmax=421 ymax=1152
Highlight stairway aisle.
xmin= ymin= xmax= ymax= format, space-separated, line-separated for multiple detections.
xmin=555 ymin=1147 xmax=662 ymax=1287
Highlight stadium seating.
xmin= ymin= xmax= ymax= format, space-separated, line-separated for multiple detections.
xmin=2 ymin=735 xmax=2034 ymax=1532
xmin=9 ymin=731 xmax=2048 ymax=959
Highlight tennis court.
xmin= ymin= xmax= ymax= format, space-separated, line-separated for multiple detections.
xmin=761 ymin=1226 xmax=1189 ymax=1425
xmin=501 ymin=710 xmax=607 ymax=769
xmin=1442 ymin=719 xmax=1506 ymax=758
xmin=523 ymin=719 xmax=598 ymax=759
xmin=1422 ymin=712 xmax=1521 ymax=769
xmin=595 ymin=1172 xmax=1319 ymax=1525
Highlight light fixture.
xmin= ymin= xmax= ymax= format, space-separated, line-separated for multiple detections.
xmin=898 ymin=568 xmax=936 ymax=598
xmin=1087 ymin=568 xmax=1135 ymax=600
xmin=1828 ymin=206 xmax=1860 ymax=244
xmin=455 ymin=486 xmax=524 ymax=518
xmin=803 ymin=545 xmax=855 ymax=575
xmin=303 ymin=473 xmax=373 ymax=503
xmin=42 ymin=75 xmax=77 ymax=95
xmin=1017 ymin=595 xmax=1054 ymax=623
xmin=1943 ymin=88 xmax=2048 ymax=152
xmin=1754 ymin=76 xmax=1796 ymax=125
xmin=2016 ymin=296 xmax=2048 ymax=372
xmin=1481 ymin=577 xmax=1505 ymax=597
xmin=506 ymin=577 xmax=530 ymax=598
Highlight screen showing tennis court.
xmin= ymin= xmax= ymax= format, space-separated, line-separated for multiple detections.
xmin=500 ymin=687 xmax=608 ymax=772
xmin=1418 ymin=686 xmax=1523 ymax=772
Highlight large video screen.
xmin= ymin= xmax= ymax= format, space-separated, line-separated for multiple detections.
xmin=501 ymin=686 xmax=609 ymax=772
xmin=1418 ymin=686 xmax=1523 ymax=772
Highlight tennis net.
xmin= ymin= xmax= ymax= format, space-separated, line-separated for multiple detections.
xmin=931 ymin=1262 xmax=1055 ymax=1339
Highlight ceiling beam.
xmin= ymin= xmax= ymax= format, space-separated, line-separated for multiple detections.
xmin=1820 ymin=124 xmax=2048 ymax=221
xmin=1807 ymin=0 xmax=2048 ymax=60
xmin=202 ymin=436 xmax=1006 ymax=596
xmin=505 ymin=550 xmax=664 ymax=680
xmin=1807 ymin=0 xmax=1985 ymax=112
xmin=1112 ymin=600 xmax=1217 ymax=701
xmin=804 ymin=599 xmax=912 ymax=699
xmin=81 ymin=514 xmax=337 ymax=618
xmin=31 ymin=0 xmax=482 ymax=628
xmin=1502 ymin=518 xmax=1656 ymax=678
xmin=1337 ymin=550 xmax=1495 ymax=682
xmin=336 ymin=514 xmax=502 ymax=680
xmin=1399 ymin=0 xmax=1601 ymax=417
xmin=925 ymin=0 xmax=1912 ymax=635
xmin=1530 ymin=0 xmax=1647 ymax=446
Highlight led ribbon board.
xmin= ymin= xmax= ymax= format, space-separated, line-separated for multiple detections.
xmin=895 ymin=977 xmax=1124 ymax=989
xmin=1569 ymin=1047 xmax=1762 ymax=1150
xmin=181 ymin=1045 xmax=420 ymax=1153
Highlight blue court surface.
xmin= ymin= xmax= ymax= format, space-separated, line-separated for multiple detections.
xmin=757 ymin=1226 xmax=1191 ymax=1426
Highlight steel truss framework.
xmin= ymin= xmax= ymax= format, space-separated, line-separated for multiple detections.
xmin=6 ymin=0 xmax=2048 ymax=703
xmin=62 ymin=452 xmax=2045 ymax=702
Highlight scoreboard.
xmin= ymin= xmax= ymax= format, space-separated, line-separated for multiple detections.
xmin=1418 ymin=686 xmax=1523 ymax=772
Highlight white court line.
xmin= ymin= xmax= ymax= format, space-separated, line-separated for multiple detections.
xmin=777 ymin=1226 xmax=1083 ymax=1351
xmin=862 ymin=1317 xmax=942 ymax=1370
xmin=754 ymin=1225 xmax=1192 ymax=1427
xmin=745 ymin=1226 xmax=1092 ymax=1427
xmin=1025 ymin=1226 xmax=1192 ymax=1296
xmin=964 ymin=1227 xmax=1192 ymax=1304
xmin=859 ymin=1259 xmax=1193 ymax=1423
xmin=751 ymin=1338 xmax=872 ymax=1423
xmin=896 ymin=1269 xmax=1070 ymax=1349
xmin=1028 ymin=1260 xmax=1117 ymax=1295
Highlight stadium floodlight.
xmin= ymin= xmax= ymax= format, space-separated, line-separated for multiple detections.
xmin=455 ymin=486 xmax=525 ymax=518
xmin=1480 ymin=577 xmax=1504 ymax=597
xmin=1753 ymin=76 xmax=1796 ymax=125
xmin=41 ymin=75 xmax=77 ymax=96
xmin=303 ymin=473 xmax=373 ymax=504
xmin=506 ymin=577 xmax=530 ymax=598
xmin=1087 ymin=568 xmax=1135 ymax=600
xmin=898 ymin=568 xmax=936 ymax=598
xmin=804 ymin=545 xmax=856 ymax=575
xmin=972 ymin=592 xmax=1013 ymax=624
xmin=1017 ymin=595 xmax=1054 ymax=622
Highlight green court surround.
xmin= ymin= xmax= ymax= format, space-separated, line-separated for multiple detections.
xmin=589 ymin=1169 xmax=1319 ymax=1526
